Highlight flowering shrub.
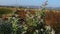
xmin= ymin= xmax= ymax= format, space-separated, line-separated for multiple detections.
xmin=0 ymin=0 xmax=54 ymax=34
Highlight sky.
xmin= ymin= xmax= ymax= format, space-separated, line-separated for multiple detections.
xmin=0 ymin=0 xmax=60 ymax=7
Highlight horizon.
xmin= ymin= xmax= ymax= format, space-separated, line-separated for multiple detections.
xmin=0 ymin=0 xmax=60 ymax=7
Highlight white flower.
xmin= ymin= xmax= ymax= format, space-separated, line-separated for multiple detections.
xmin=51 ymin=29 xmax=55 ymax=34
xmin=41 ymin=28 xmax=44 ymax=31
xmin=45 ymin=25 xmax=51 ymax=30
xmin=15 ymin=14 xmax=18 ymax=17
xmin=12 ymin=17 xmax=15 ymax=19
xmin=22 ymin=31 xmax=26 ymax=34
xmin=35 ymin=30 xmax=38 ymax=33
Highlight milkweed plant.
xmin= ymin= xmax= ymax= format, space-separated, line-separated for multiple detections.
xmin=25 ymin=0 xmax=53 ymax=34
xmin=0 ymin=0 xmax=54 ymax=34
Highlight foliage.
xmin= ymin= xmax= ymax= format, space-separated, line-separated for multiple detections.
xmin=0 ymin=0 xmax=53 ymax=34
xmin=0 ymin=21 xmax=12 ymax=34
xmin=0 ymin=8 xmax=14 ymax=17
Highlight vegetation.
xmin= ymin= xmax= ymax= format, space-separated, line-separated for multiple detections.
xmin=0 ymin=0 xmax=60 ymax=34
xmin=0 ymin=8 xmax=14 ymax=17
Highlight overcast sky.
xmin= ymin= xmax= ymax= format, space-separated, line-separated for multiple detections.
xmin=0 ymin=0 xmax=60 ymax=7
